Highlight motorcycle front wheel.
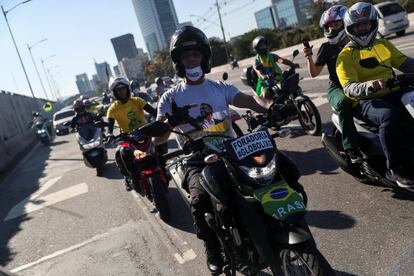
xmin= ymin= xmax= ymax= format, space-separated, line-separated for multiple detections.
xmin=149 ymin=174 xmax=170 ymax=222
xmin=296 ymin=99 xmax=322 ymax=136
xmin=280 ymin=242 xmax=334 ymax=276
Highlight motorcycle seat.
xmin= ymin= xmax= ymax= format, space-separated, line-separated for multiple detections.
xmin=331 ymin=108 xmax=379 ymax=133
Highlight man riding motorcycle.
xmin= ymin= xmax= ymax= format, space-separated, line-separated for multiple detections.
xmin=304 ymin=5 xmax=362 ymax=163
xmin=153 ymin=26 xmax=301 ymax=274
xmin=107 ymin=76 xmax=157 ymax=191
xmin=155 ymin=77 xmax=168 ymax=99
xmin=70 ymin=100 xmax=98 ymax=130
xmin=130 ymin=79 xmax=141 ymax=96
xmin=253 ymin=35 xmax=299 ymax=98
xmin=336 ymin=2 xmax=414 ymax=188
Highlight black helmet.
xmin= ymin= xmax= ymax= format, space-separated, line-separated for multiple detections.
xmin=108 ymin=77 xmax=131 ymax=101
xmin=130 ymin=79 xmax=140 ymax=91
xmin=73 ymin=99 xmax=85 ymax=113
xmin=170 ymin=26 xmax=211 ymax=78
xmin=252 ymin=36 xmax=268 ymax=55
xmin=32 ymin=111 xmax=40 ymax=117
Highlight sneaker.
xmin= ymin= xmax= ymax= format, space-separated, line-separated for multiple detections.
xmin=124 ymin=177 xmax=133 ymax=192
xmin=386 ymin=169 xmax=414 ymax=188
xmin=345 ymin=148 xmax=363 ymax=164
xmin=204 ymin=240 xmax=223 ymax=274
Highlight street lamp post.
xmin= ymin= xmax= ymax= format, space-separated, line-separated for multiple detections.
xmin=28 ymin=38 xmax=49 ymax=100
xmin=1 ymin=1 xmax=36 ymax=98
xmin=41 ymin=55 xmax=57 ymax=101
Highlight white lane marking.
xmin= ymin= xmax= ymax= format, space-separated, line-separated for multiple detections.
xmin=10 ymin=222 xmax=115 ymax=273
xmin=131 ymin=192 xmax=197 ymax=264
xmin=4 ymin=181 xmax=88 ymax=221
xmin=312 ymin=96 xmax=328 ymax=107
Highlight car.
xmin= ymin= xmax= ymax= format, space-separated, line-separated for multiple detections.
xmin=375 ymin=1 xmax=409 ymax=38
xmin=53 ymin=108 xmax=75 ymax=135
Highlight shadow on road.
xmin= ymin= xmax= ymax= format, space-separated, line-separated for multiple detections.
xmin=306 ymin=210 xmax=356 ymax=230
xmin=282 ymin=147 xmax=339 ymax=176
xmin=101 ymin=162 xmax=123 ymax=180
xmin=0 ymin=142 xmax=52 ymax=267
xmin=165 ymin=187 xmax=195 ymax=235
xmin=335 ymin=270 xmax=358 ymax=276
xmin=50 ymin=140 xmax=68 ymax=147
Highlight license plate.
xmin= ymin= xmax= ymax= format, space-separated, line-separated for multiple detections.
xmin=253 ymin=180 xmax=306 ymax=220
xmin=230 ymin=130 xmax=273 ymax=160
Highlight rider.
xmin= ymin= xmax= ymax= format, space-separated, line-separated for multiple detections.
xmin=155 ymin=77 xmax=167 ymax=99
xmin=70 ymin=99 xmax=98 ymax=130
xmin=253 ymin=35 xmax=299 ymax=98
xmin=153 ymin=26 xmax=302 ymax=274
xmin=336 ymin=2 xmax=414 ymax=187
xmin=102 ymin=92 xmax=111 ymax=105
xmin=303 ymin=5 xmax=362 ymax=163
xmin=130 ymin=79 xmax=141 ymax=96
xmin=106 ymin=76 xmax=157 ymax=191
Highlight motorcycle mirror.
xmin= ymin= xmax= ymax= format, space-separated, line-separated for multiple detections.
xmin=359 ymin=57 xmax=380 ymax=69
xmin=292 ymin=49 xmax=299 ymax=58
xmin=139 ymin=121 xmax=170 ymax=137
xmin=222 ymin=72 xmax=228 ymax=81
xmin=278 ymin=128 xmax=291 ymax=138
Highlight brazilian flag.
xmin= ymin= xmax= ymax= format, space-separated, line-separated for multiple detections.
xmin=43 ymin=102 xmax=53 ymax=112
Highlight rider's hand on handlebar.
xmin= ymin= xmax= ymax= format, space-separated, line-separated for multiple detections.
xmin=367 ymin=79 xmax=386 ymax=93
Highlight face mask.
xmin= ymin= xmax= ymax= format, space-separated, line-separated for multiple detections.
xmin=185 ymin=66 xmax=203 ymax=81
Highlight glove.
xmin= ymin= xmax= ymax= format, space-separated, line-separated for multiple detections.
xmin=166 ymin=101 xmax=192 ymax=127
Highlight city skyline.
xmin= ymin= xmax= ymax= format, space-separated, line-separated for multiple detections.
xmin=0 ymin=0 xmax=268 ymax=99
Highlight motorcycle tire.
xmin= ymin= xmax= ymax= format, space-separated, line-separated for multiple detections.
xmin=149 ymin=174 xmax=170 ymax=222
xmin=96 ymin=165 xmax=104 ymax=177
xmin=279 ymin=242 xmax=334 ymax=276
xmin=232 ymin=122 xmax=244 ymax=137
xmin=296 ymin=99 xmax=322 ymax=136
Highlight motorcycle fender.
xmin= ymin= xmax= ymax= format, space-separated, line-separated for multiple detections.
xmin=401 ymin=90 xmax=414 ymax=118
xmin=294 ymin=95 xmax=309 ymax=103
xmin=84 ymin=149 xmax=104 ymax=168
xmin=273 ymin=224 xmax=312 ymax=245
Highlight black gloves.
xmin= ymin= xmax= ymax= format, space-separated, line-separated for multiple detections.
xmin=166 ymin=101 xmax=192 ymax=127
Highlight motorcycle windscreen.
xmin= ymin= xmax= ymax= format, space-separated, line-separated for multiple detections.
xmin=78 ymin=123 xmax=96 ymax=141
xmin=253 ymin=180 xmax=305 ymax=221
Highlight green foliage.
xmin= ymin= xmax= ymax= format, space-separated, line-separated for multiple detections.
xmin=144 ymin=48 xmax=175 ymax=82
xmin=399 ymin=0 xmax=414 ymax=13
xmin=209 ymin=37 xmax=228 ymax=67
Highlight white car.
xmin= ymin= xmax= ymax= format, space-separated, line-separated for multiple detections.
xmin=375 ymin=1 xmax=409 ymax=37
xmin=53 ymin=108 xmax=75 ymax=135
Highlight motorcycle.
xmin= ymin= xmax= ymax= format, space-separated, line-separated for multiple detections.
xmin=33 ymin=121 xmax=52 ymax=145
xmin=139 ymin=109 xmax=334 ymax=275
xmin=240 ymin=50 xmax=322 ymax=136
xmin=66 ymin=120 xmax=108 ymax=176
xmin=109 ymin=128 xmax=170 ymax=221
xmin=322 ymin=57 xmax=414 ymax=191
xmin=230 ymin=59 xmax=239 ymax=70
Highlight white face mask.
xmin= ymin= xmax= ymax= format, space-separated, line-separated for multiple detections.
xmin=185 ymin=66 xmax=203 ymax=81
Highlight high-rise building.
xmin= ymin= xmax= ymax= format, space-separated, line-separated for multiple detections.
xmin=75 ymin=73 xmax=92 ymax=94
xmin=95 ymin=61 xmax=113 ymax=84
xmin=119 ymin=54 xmax=145 ymax=81
xmin=271 ymin=0 xmax=313 ymax=28
xmin=111 ymin=34 xmax=139 ymax=62
xmin=113 ymin=65 xmax=121 ymax=77
xmin=131 ymin=0 xmax=179 ymax=59
xmin=255 ymin=7 xmax=277 ymax=29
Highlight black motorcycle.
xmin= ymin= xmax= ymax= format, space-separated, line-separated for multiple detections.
xmin=31 ymin=120 xmax=53 ymax=145
xmin=241 ymin=50 xmax=322 ymax=136
xmin=139 ymin=112 xmax=333 ymax=275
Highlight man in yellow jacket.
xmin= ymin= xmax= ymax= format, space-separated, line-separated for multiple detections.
xmin=336 ymin=2 xmax=414 ymax=188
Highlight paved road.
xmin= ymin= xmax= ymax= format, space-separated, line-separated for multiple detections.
xmin=1 ymin=31 xmax=414 ymax=276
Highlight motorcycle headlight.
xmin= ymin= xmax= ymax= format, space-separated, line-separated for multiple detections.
xmin=83 ymin=141 xmax=100 ymax=150
xmin=37 ymin=130 xmax=42 ymax=134
xmin=240 ymin=157 xmax=277 ymax=186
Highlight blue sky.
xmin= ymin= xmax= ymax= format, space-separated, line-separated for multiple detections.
xmin=0 ymin=0 xmax=270 ymax=98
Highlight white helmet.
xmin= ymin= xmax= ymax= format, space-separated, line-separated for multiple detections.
xmin=344 ymin=2 xmax=378 ymax=48
xmin=108 ymin=76 xmax=130 ymax=100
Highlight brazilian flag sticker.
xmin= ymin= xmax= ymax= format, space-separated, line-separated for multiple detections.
xmin=43 ymin=102 xmax=53 ymax=112
xmin=253 ymin=180 xmax=306 ymax=221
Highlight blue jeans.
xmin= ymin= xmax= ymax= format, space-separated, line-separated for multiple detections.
xmin=354 ymin=93 xmax=402 ymax=170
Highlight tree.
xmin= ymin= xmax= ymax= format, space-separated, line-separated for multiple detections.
xmin=144 ymin=48 xmax=175 ymax=82
xmin=209 ymin=37 xmax=228 ymax=67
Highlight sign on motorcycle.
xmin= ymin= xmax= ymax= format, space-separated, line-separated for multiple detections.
xmin=230 ymin=130 xmax=273 ymax=160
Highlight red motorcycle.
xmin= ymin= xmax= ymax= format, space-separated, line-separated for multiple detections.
xmin=112 ymin=128 xmax=170 ymax=221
